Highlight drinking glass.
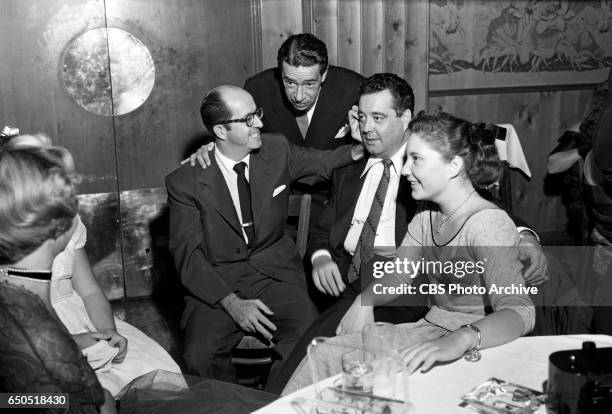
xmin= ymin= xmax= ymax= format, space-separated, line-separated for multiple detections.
xmin=341 ymin=349 xmax=375 ymax=393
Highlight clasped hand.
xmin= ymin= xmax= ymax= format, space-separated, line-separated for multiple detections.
xmin=72 ymin=329 xmax=128 ymax=363
xmin=224 ymin=297 xmax=277 ymax=342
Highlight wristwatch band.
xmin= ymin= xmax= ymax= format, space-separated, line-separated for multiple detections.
xmin=461 ymin=324 xmax=482 ymax=362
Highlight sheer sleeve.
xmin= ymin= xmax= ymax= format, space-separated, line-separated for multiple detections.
xmin=467 ymin=210 xmax=536 ymax=335
xmin=0 ymin=282 xmax=104 ymax=413
xmin=67 ymin=214 xmax=87 ymax=250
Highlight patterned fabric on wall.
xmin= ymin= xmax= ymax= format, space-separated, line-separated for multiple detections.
xmin=429 ymin=0 xmax=612 ymax=89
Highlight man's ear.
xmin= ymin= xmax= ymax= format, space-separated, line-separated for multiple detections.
xmin=320 ymin=66 xmax=328 ymax=83
xmin=401 ymin=109 xmax=412 ymax=131
xmin=447 ymin=155 xmax=463 ymax=179
xmin=212 ymin=125 xmax=227 ymax=141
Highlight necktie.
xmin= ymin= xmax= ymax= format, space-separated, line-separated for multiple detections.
xmin=233 ymin=162 xmax=255 ymax=247
xmin=296 ymin=112 xmax=309 ymax=140
xmin=347 ymin=159 xmax=393 ymax=283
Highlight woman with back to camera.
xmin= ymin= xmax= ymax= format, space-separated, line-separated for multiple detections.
xmin=2 ymin=133 xmax=181 ymax=398
xmin=0 ymin=145 xmax=112 ymax=413
xmin=284 ymin=112 xmax=535 ymax=392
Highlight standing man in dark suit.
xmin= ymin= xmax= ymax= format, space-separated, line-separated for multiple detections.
xmin=244 ymin=33 xmax=362 ymax=150
xmin=244 ymin=33 xmax=363 ymax=228
xmin=166 ymin=85 xmax=363 ymax=385
xmin=187 ymin=34 xmax=363 ymax=229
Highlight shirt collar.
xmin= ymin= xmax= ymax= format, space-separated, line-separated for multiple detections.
xmin=306 ymin=91 xmax=320 ymax=124
xmin=215 ymin=146 xmax=250 ymax=173
xmin=360 ymin=143 xmax=407 ymax=178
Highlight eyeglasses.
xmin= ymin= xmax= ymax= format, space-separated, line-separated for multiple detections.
xmin=217 ymin=107 xmax=263 ymax=128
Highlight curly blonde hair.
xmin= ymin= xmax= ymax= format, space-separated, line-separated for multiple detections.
xmin=0 ymin=146 xmax=78 ymax=264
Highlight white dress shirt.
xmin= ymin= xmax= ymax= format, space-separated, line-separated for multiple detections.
xmin=215 ymin=147 xmax=251 ymax=243
xmin=304 ymin=94 xmax=319 ymax=125
xmin=312 ymin=144 xmax=407 ymax=262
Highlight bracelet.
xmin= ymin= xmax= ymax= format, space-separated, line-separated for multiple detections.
xmin=461 ymin=324 xmax=482 ymax=362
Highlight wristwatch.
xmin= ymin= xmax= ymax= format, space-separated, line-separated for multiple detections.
xmin=461 ymin=324 xmax=482 ymax=362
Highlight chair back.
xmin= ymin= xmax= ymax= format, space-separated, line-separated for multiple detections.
xmin=479 ymin=162 xmax=513 ymax=215
xmin=287 ymin=194 xmax=311 ymax=259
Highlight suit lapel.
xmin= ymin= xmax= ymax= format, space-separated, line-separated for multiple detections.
xmin=338 ymin=159 xmax=368 ymax=231
xmin=305 ymin=83 xmax=343 ymax=145
xmin=249 ymin=149 xmax=274 ymax=229
xmin=197 ymin=155 xmax=243 ymax=237
xmin=267 ymin=103 xmax=303 ymax=146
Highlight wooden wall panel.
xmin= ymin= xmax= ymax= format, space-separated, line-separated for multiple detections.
xmin=0 ymin=0 xmax=118 ymax=194
xmin=360 ymin=0 xmax=384 ymax=76
xmin=405 ymin=0 xmax=429 ymax=113
xmin=260 ymin=0 xmax=303 ymax=69
xmin=384 ymin=0 xmax=406 ymax=76
xmin=337 ymin=0 xmax=361 ymax=73
xmin=104 ymin=0 xmax=256 ymax=191
xmin=312 ymin=0 xmax=338 ymax=66
xmin=429 ymin=88 xmax=594 ymax=237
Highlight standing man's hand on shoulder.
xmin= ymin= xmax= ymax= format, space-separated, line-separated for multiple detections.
xmin=518 ymin=231 xmax=549 ymax=286
xmin=180 ymin=142 xmax=215 ymax=169
xmin=348 ymin=105 xmax=361 ymax=142
xmin=348 ymin=105 xmax=364 ymax=161
xmin=220 ymin=293 xmax=277 ymax=341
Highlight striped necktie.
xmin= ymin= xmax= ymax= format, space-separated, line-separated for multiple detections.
xmin=347 ymin=159 xmax=393 ymax=283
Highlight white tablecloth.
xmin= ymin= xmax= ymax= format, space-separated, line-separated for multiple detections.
xmin=255 ymin=334 xmax=612 ymax=414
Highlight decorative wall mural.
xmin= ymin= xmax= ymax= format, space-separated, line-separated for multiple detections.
xmin=62 ymin=28 xmax=155 ymax=116
xmin=429 ymin=0 xmax=612 ymax=90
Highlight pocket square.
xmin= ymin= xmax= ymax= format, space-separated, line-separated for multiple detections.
xmin=334 ymin=124 xmax=350 ymax=139
xmin=273 ymin=185 xmax=287 ymax=197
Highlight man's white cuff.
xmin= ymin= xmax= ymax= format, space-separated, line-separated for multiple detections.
xmin=311 ymin=249 xmax=332 ymax=264
xmin=517 ymin=226 xmax=541 ymax=244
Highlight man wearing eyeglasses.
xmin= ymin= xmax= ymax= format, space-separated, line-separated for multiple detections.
xmin=186 ymin=34 xmax=363 ymax=235
xmin=166 ymin=85 xmax=363 ymax=386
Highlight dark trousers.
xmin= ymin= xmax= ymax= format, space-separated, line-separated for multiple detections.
xmin=265 ymin=273 xmax=428 ymax=394
xmin=182 ymin=268 xmax=317 ymax=385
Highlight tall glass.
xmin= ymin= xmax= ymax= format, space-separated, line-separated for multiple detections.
xmin=363 ymin=322 xmax=398 ymax=398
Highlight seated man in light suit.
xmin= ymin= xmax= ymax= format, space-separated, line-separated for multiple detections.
xmin=165 ymin=85 xmax=363 ymax=387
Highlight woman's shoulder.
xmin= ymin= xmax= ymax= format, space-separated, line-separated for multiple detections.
xmin=463 ymin=206 xmax=518 ymax=245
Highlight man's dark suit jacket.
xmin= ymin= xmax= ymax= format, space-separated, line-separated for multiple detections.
xmin=244 ymin=66 xmax=364 ymax=229
xmin=244 ymin=66 xmax=363 ymax=150
xmin=308 ymin=157 xmax=418 ymax=277
xmin=166 ymin=133 xmax=355 ymax=310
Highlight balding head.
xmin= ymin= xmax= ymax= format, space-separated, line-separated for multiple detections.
xmin=200 ymin=85 xmax=255 ymax=139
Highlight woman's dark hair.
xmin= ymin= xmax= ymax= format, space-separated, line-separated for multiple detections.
xmin=408 ymin=111 xmax=502 ymax=188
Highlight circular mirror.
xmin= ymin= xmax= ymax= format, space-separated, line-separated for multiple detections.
xmin=62 ymin=28 xmax=155 ymax=116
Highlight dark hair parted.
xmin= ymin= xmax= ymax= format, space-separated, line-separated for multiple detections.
xmin=0 ymin=146 xmax=78 ymax=264
xmin=408 ymin=111 xmax=502 ymax=188
xmin=200 ymin=88 xmax=232 ymax=138
xmin=359 ymin=73 xmax=414 ymax=116
xmin=277 ymin=33 xmax=328 ymax=74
